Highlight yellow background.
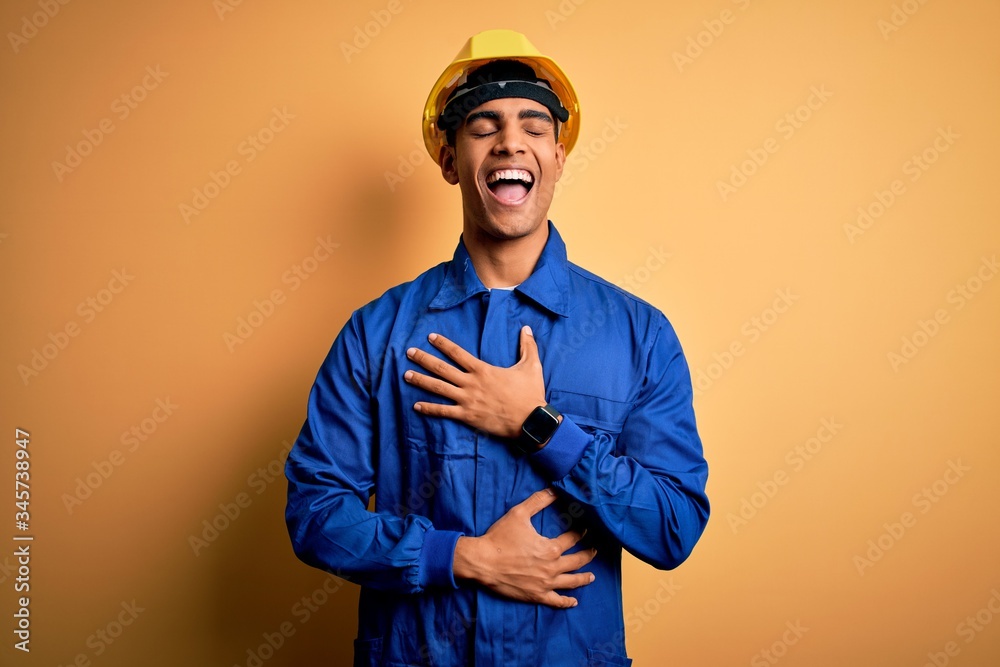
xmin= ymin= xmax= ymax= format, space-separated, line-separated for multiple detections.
xmin=2 ymin=0 xmax=998 ymax=665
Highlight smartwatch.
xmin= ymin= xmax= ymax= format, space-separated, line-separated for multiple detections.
xmin=517 ymin=404 xmax=562 ymax=453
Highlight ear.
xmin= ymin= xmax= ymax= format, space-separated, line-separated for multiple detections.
xmin=553 ymin=140 xmax=566 ymax=182
xmin=439 ymin=145 xmax=460 ymax=185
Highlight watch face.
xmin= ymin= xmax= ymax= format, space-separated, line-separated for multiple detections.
xmin=523 ymin=405 xmax=559 ymax=444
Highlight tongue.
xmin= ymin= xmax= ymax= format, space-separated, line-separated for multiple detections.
xmin=492 ymin=182 xmax=529 ymax=203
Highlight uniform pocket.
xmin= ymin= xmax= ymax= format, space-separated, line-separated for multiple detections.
xmin=587 ymin=647 xmax=633 ymax=666
xmin=353 ymin=636 xmax=383 ymax=667
xmin=548 ymin=388 xmax=630 ymax=435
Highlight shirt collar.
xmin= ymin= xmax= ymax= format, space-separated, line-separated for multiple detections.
xmin=428 ymin=221 xmax=570 ymax=317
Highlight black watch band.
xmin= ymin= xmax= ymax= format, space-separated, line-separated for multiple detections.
xmin=516 ymin=404 xmax=561 ymax=453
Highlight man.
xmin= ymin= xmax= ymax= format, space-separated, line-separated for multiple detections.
xmin=285 ymin=29 xmax=709 ymax=666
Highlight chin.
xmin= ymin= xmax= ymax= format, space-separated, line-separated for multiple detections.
xmin=478 ymin=213 xmax=545 ymax=241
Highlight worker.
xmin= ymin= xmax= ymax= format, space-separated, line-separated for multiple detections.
xmin=285 ymin=29 xmax=710 ymax=666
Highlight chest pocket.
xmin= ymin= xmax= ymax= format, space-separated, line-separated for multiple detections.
xmin=547 ymin=388 xmax=630 ymax=448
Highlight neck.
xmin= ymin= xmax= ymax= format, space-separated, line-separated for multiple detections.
xmin=462 ymin=222 xmax=549 ymax=289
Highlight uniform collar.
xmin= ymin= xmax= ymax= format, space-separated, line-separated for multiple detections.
xmin=428 ymin=221 xmax=571 ymax=317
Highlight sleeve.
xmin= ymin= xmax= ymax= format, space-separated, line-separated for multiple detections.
xmin=530 ymin=316 xmax=710 ymax=570
xmin=284 ymin=311 xmax=463 ymax=593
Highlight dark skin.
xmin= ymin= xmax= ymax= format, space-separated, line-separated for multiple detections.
xmin=403 ymin=97 xmax=596 ymax=609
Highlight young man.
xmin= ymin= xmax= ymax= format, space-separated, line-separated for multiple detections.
xmin=285 ymin=30 xmax=709 ymax=667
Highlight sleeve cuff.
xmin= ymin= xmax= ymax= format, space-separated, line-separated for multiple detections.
xmin=418 ymin=529 xmax=464 ymax=589
xmin=529 ymin=415 xmax=589 ymax=480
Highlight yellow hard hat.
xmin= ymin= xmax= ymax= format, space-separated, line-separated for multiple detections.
xmin=422 ymin=29 xmax=580 ymax=164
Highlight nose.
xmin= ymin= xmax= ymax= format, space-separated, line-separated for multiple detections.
xmin=492 ymin=123 xmax=526 ymax=156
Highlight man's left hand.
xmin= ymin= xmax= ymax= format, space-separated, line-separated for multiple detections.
xmin=404 ymin=325 xmax=545 ymax=439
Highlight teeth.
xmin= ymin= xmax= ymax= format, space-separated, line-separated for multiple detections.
xmin=487 ymin=169 xmax=533 ymax=184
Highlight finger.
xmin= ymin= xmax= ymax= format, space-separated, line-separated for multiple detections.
xmin=427 ymin=333 xmax=481 ymax=371
xmin=404 ymin=370 xmax=462 ymax=402
xmin=551 ymin=529 xmax=586 ymax=553
xmin=538 ymin=591 xmax=579 ymax=609
xmin=406 ymin=347 xmax=465 ymax=385
xmin=517 ymin=488 xmax=559 ymax=517
xmin=558 ymin=548 xmax=598 ymax=572
xmin=517 ymin=325 xmax=539 ymax=364
xmin=551 ymin=571 xmax=596 ymax=591
xmin=412 ymin=401 xmax=463 ymax=420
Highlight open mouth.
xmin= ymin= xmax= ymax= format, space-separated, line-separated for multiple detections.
xmin=486 ymin=168 xmax=534 ymax=205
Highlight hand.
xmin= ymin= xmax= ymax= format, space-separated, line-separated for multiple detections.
xmin=404 ymin=326 xmax=545 ymax=439
xmin=452 ymin=489 xmax=597 ymax=609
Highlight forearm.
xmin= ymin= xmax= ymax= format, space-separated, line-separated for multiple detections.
xmin=285 ymin=480 xmax=463 ymax=593
xmin=531 ymin=418 xmax=709 ymax=569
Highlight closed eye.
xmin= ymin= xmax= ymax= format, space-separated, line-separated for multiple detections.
xmin=466 ymin=118 xmax=499 ymax=137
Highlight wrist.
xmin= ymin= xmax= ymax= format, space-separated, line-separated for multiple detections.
xmin=515 ymin=403 xmax=562 ymax=453
xmin=453 ymin=536 xmax=490 ymax=584
xmin=507 ymin=399 xmax=544 ymax=439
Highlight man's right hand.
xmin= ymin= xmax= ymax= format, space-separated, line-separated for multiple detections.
xmin=452 ymin=488 xmax=597 ymax=608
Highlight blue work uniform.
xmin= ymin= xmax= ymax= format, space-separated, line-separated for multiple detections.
xmin=285 ymin=222 xmax=709 ymax=666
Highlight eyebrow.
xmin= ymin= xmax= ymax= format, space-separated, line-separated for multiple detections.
xmin=464 ymin=108 xmax=555 ymax=126
xmin=465 ymin=110 xmax=501 ymax=125
xmin=518 ymin=109 xmax=553 ymax=124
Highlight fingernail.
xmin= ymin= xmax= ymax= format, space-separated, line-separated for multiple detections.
xmin=589 ymin=573 xmax=595 ymax=583
xmin=546 ymin=488 xmax=556 ymax=496
xmin=428 ymin=333 xmax=438 ymax=342
xmin=523 ymin=325 xmax=533 ymax=336
xmin=404 ymin=371 xmax=413 ymax=381
xmin=406 ymin=347 xmax=416 ymax=358
xmin=413 ymin=403 xmax=422 ymax=412
xmin=571 ymin=599 xmax=579 ymax=607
